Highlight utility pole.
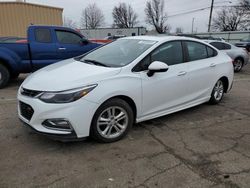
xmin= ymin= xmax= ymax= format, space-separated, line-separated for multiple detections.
xmin=208 ymin=0 xmax=214 ymax=32
xmin=191 ymin=18 xmax=195 ymax=33
xmin=85 ymin=11 xmax=88 ymax=29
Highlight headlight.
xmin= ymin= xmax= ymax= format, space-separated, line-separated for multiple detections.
xmin=39 ymin=84 xmax=97 ymax=103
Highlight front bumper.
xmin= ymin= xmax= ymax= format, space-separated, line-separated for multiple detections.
xmin=19 ymin=118 xmax=81 ymax=141
xmin=18 ymin=93 xmax=99 ymax=139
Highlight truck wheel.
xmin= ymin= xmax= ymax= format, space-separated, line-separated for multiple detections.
xmin=0 ymin=64 xmax=10 ymax=89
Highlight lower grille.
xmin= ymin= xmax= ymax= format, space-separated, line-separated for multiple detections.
xmin=19 ymin=101 xmax=34 ymax=121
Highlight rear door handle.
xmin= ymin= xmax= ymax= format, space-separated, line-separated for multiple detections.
xmin=58 ymin=47 xmax=66 ymax=50
xmin=210 ymin=63 xmax=216 ymax=67
xmin=178 ymin=71 xmax=187 ymax=76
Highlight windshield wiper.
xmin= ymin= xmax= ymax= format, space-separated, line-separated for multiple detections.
xmin=83 ymin=59 xmax=109 ymax=67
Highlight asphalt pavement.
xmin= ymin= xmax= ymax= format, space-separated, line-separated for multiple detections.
xmin=1 ymin=65 xmax=250 ymax=188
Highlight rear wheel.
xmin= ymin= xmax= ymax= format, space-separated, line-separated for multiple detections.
xmin=90 ymin=98 xmax=134 ymax=143
xmin=234 ymin=58 xmax=243 ymax=72
xmin=209 ymin=79 xmax=224 ymax=104
xmin=0 ymin=64 xmax=10 ymax=89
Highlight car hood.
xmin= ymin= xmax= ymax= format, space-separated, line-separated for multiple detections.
xmin=22 ymin=58 xmax=122 ymax=91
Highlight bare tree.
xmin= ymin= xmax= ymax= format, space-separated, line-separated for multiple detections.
xmin=212 ymin=1 xmax=250 ymax=31
xmin=145 ymin=0 xmax=170 ymax=33
xmin=112 ymin=3 xmax=138 ymax=28
xmin=240 ymin=0 xmax=250 ymax=11
xmin=80 ymin=3 xmax=105 ymax=29
xmin=63 ymin=17 xmax=77 ymax=28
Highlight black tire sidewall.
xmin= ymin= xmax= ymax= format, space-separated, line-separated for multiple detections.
xmin=90 ymin=98 xmax=134 ymax=143
xmin=0 ymin=64 xmax=10 ymax=89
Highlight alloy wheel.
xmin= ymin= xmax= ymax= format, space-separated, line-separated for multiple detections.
xmin=97 ymin=106 xmax=129 ymax=139
xmin=213 ymin=80 xmax=224 ymax=101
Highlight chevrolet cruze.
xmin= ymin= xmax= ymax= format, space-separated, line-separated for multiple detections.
xmin=18 ymin=36 xmax=234 ymax=142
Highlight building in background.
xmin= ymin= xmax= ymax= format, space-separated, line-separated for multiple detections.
xmin=0 ymin=1 xmax=63 ymax=37
xmin=80 ymin=27 xmax=147 ymax=39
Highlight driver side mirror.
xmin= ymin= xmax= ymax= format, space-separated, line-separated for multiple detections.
xmin=80 ymin=38 xmax=89 ymax=45
xmin=147 ymin=61 xmax=169 ymax=77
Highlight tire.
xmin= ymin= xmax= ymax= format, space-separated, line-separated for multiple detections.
xmin=11 ymin=73 xmax=19 ymax=79
xmin=0 ymin=64 xmax=10 ymax=89
xmin=233 ymin=58 xmax=243 ymax=72
xmin=209 ymin=79 xmax=224 ymax=104
xmin=90 ymin=98 xmax=134 ymax=143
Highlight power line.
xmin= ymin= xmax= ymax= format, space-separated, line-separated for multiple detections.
xmin=168 ymin=7 xmax=210 ymax=17
xmin=168 ymin=5 xmax=244 ymax=18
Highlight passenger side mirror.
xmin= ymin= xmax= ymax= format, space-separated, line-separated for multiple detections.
xmin=147 ymin=61 xmax=169 ymax=77
xmin=80 ymin=38 xmax=89 ymax=45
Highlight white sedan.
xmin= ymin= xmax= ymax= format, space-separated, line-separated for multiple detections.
xmin=18 ymin=36 xmax=234 ymax=142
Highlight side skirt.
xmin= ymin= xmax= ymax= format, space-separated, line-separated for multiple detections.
xmin=136 ymin=97 xmax=210 ymax=123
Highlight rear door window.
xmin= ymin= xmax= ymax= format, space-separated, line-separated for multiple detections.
xmin=186 ymin=41 xmax=208 ymax=61
xmin=207 ymin=46 xmax=217 ymax=57
xmin=35 ymin=28 xmax=52 ymax=43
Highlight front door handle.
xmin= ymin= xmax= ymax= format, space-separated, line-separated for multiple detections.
xmin=58 ymin=47 xmax=66 ymax=50
xmin=178 ymin=71 xmax=187 ymax=76
xmin=210 ymin=63 xmax=216 ymax=67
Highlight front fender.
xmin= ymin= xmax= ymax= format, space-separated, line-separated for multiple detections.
xmin=84 ymin=74 xmax=142 ymax=118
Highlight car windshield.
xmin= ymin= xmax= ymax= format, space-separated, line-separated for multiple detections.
xmin=79 ymin=39 xmax=157 ymax=67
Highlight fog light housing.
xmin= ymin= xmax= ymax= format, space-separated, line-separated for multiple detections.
xmin=42 ymin=119 xmax=73 ymax=132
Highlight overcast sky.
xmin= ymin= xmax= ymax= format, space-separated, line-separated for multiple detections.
xmin=1 ymin=0 xmax=239 ymax=33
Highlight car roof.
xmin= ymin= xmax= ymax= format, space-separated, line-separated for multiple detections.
xmin=122 ymin=35 xmax=207 ymax=43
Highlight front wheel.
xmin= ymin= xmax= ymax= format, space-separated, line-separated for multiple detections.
xmin=90 ymin=98 xmax=134 ymax=143
xmin=209 ymin=79 xmax=224 ymax=104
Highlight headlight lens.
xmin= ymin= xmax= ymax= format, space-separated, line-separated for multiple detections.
xmin=39 ymin=84 xmax=97 ymax=103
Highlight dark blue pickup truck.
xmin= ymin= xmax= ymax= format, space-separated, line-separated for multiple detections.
xmin=0 ymin=25 xmax=101 ymax=88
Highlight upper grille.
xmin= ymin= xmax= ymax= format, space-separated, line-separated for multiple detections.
xmin=21 ymin=88 xmax=42 ymax=98
xmin=19 ymin=101 xmax=34 ymax=121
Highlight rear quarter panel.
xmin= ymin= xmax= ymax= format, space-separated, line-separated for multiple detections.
xmin=216 ymin=52 xmax=234 ymax=92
